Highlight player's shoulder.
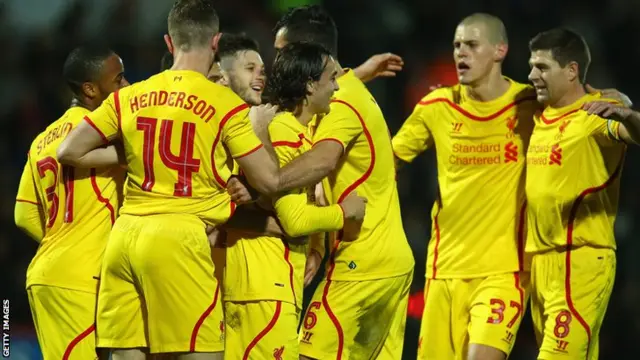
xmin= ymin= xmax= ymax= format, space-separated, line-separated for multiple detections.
xmin=269 ymin=112 xmax=303 ymax=139
xmin=415 ymin=85 xmax=461 ymax=108
xmin=30 ymin=107 xmax=86 ymax=155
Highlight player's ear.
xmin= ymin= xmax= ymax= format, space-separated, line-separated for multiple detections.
xmin=164 ymin=34 xmax=174 ymax=55
xmin=212 ymin=32 xmax=223 ymax=52
xmin=306 ymin=79 xmax=316 ymax=96
xmin=82 ymin=82 xmax=98 ymax=99
xmin=566 ymin=61 xmax=579 ymax=82
xmin=494 ymin=43 xmax=508 ymax=62
xmin=218 ymin=69 xmax=230 ymax=86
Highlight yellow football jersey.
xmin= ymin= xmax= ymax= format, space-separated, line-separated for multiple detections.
xmin=313 ymin=69 xmax=414 ymax=281
xmin=224 ymin=112 xmax=344 ymax=307
xmin=16 ymin=107 xmax=123 ymax=292
xmin=525 ymin=93 xmax=625 ymax=253
xmin=392 ymin=78 xmax=538 ymax=278
xmin=85 ymin=70 xmax=263 ymax=226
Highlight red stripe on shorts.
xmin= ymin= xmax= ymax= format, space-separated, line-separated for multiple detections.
xmin=190 ymin=283 xmax=220 ymax=351
xmin=242 ymin=301 xmax=282 ymax=360
xmin=62 ymin=323 xmax=95 ymax=360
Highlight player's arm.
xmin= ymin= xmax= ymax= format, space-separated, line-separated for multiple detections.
xmin=276 ymin=101 xmax=362 ymax=192
xmin=15 ymin=156 xmax=45 ymax=241
xmin=583 ymin=101 xmax=640 ymax=145
xmin=392 ymin=102 xmax=434 ymax=169
xmin=273 ymin=192 xmax=344 ymax=238
xmin=223 ymin=105 xmax=282 ymax=195
xmin=58 ymin=92 xmax=123 ymax=167
xmin=353 ymin=53 xmax=404 ymax=83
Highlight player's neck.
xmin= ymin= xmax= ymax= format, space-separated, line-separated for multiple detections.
xmin=295 ymin=105 xmax=315 ymax=126
xmin=548 ymin=83 xmax=586 ymax=109
xmin=170 ymin=50 xmax=214 ymax=77
xmin=467 ymin=71 xmax=510 ymax=102
xmin=70 ymin=98 xmax=97 ymax=112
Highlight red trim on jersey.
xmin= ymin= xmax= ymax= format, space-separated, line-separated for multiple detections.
xmin=517 ymin=200 xmax=527 ymax=271
xmin=430 ymin=199 xmax=443 ymax=279
xmin=90 ymin=169 xmax=115 ymax=225
xmin=210 ymin=103 xmax=250 ymax=188
xmin=282 ymin=240 xmax=297 ymax=305
xmin=114 ymin=90 xmax=122 ymax=131
xmin=564 ymin=156 xmax=623 ymax=359
xmin=235 ymin=144 xmax=263 ymax=158
xmin=16 ymin=198 xmax=39 ymax=206
xmin=331 ymin=99 xmax=375 ymax=204
xmin=540 ymin=109 xmax=580 ymax=125
xmin=418 ymin=96 xmax=537 ymax=122
xmin=84 ymin=116 xmax=108 ymax=143
xmin=230 ymin=201 xmax=237 ymax=217
xmin=322 ymin=240 xmax=345 ymax=360
xmin=242 ymin=300 xmax=282 ymax=360
xmin=62 ymin=323 xmax=95 ymax=360
xmin=273 ymin=133 xmax=309 ymax=148
xmin=190 ymin=283 xmax=220 ymax=351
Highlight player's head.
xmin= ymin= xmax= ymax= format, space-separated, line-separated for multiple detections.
xmin=165 ymin=0 xmax=221 ymax=67
xmin=63 ymin=45 xmax=128 ymax=107
xmin=214 ymin=33 xmax=265 ymax=106
xmin=160 ymin=51 xmax=173 ymax=71
xmin=265 ymin=42 xmax=339 ymax=115
xmin=528 ymin=28 xmax=591 ymax=106
xmin=272 ymin=5 xmax=338 ymax=57
xmin=453 ymin=13 xmax=508 ymax=86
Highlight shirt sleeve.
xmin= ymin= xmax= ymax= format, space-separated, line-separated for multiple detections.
xmin=16 ymin=154 xmax=40 ymax=205
xmin=270 ymin=122 xmax=344 ymax=237
xmin=589 ymin=115 xmax=623 ymax=145
xmin=15 ymin=154 xmax=44 ymax=241
xmin=221 ymin=104 xmax=264 ymax=158
xmin=392 ymin=103 xmax=434 ymax=163
xmin=84 ymin=90 xmax=122 ymax=143
xmin=313 ymin=100 xmax=363 ymax=150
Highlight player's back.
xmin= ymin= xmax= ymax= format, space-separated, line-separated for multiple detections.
xmin=22 ymin=107 xmax=122 ymax=292
xmin=113 ymin=70 xmax=256 ymax=226
xmin=316 ymin=70 xmax=414 ymax=281
xmin=392 ymin=79 xmax=539 ymax=278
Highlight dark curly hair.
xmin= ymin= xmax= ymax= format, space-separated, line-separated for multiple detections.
xmin=63 ymin=45 xmax=115 ymax=97
xmin=264 ymin=42 xmax=332 ymax=112
xmin=215 ymin=33 xmax=260 ymax=62
xmin=273 ymin=5 xmax=338 ymax=57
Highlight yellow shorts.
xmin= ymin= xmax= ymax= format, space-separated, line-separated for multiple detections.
xmin=27 ymin=285 xmax=97 ymax=360
xmin=299 ymin=272 xmax=412 ymax=360
xmin=224 ymin=300 xmax=300 ymax=360
xmin=96 ymin=214 xmax=224 ymax=354
xmin=530 ymin=246 xmax=615 ymax=359
xmin=418 ymin=272 xmax=530 ymax=359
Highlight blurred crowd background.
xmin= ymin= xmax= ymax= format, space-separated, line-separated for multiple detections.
xmin=1 ymin=0 xmax=639 ymax=358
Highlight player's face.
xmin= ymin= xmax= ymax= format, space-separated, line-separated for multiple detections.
xmin=453 ymin=23 xmax=498 ymax=85
xmin=528 ymin=50 xmax=570 ymax=105
xmin=224 ymin=50 xmax=266 ymax=106
xmin=96 ymin=54 xmax=128 ymax=102
xmin=207 ymin=62 xmax=224 ymax=83
xmin=308 ymin=55 xmax=339 ymax=114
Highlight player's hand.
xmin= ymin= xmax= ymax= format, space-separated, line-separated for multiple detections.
xmin=249 ymin=104 xmax=278 ymax=133
xmin=353 ymin=53 xmax=404 ymax=83
xmin=206 ymin=226 xmax=221 ymax=247
xmin=585 ymin=84 xmax=633 ymax=108
xmin=314 ymin=183 xmax=328 ymax=206
xmin=227 ymin=176 xmax=255 ymax=205
xmin=429 ymin=83 xmax=443 ymax=92
xmin=582 ymin=101 xmax=633 ymax=122
xmin=304 ymin=249 xmax=323 ymax=287
xmin=339 ymin=191 xmax=367 ymax=222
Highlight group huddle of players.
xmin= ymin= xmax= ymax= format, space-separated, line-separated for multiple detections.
xmin=13 ymin=0 xmax=640 ymax=359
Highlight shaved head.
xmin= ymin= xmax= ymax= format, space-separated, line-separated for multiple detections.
xmin=459 ymin=13 xmax=507 ymax=45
